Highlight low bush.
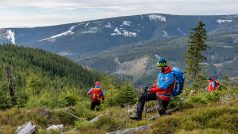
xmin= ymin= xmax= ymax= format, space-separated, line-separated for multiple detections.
xmin=151 ymin=106 xmax=238 ymax=134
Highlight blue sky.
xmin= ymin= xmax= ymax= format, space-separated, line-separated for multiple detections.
xmin=0 ymin=0 xmax=238 ymax=28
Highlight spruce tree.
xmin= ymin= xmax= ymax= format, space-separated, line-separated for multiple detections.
xmin=115 ymin=81 xmax=136 ymax=107
xmin=186 ymin=21 xmax=208 ymax=80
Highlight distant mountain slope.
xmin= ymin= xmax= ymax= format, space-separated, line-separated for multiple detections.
xmin=79 ymin=32 xmax=238 ymax=84
xmin=0 ymin=13 xmax=238 ymax=83
xmin=1 ymin=14 xmax=237 ymax=55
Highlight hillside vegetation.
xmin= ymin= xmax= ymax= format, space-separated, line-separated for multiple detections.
xmin=0 ymin=45 xmax=237 ymax=134
xmin=0 ymin=45 xmax=138 ymax=133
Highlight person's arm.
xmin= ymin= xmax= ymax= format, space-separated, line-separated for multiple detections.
xmin=101 ymin=90 xmax=105 ymax=100
xmin=211 ymin=82 xmax=216 ymax=89
xmin=87 ymin=88 xmax=93 ymax=95
xmin=150 ymin=73 xmax=174 ymax=93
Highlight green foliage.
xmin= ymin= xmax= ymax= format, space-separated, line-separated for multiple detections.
xmin=100 ymin=75 xmax=120 ymax=107
xmin=185 ymin=81 xmax=238 ymax=106
xmin=188 ymin=92 xmax=210 ymax=104
xmin=15 ymin=91 xmax=29 ymax=108
xmin=151 ymin=106 xmax=238 ymax=134
xmin=0 ymin=44 xmax=238 ymax=133
xmin=75 ymin=115 xmax=122 ymax=132
xmin=186 ymin=21 xmax=208 ymax=80
xmin=191 ymin=73 xmax=207 ymax=90
xmin=75 ymin=120 xmax=94 ymax=130
xmin=26 ymin=89 xmax=81 ymax=108
xmin=0 ymin=45 xmax=101 ymax=88
xmin=94 ymin=116 xmax=122 ymax=132
xmin=115 ymin=81 xmax=137 ymax=107
xmin=176 ymin=129 xmax=231 ymax=134
xmin=0 ymin=107 xmax=77 ymax=133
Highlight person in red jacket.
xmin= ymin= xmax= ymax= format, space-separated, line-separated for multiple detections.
xmin=87 ymin=81 xmax=105 ymax=111
xmin=130 ymin=58 xmax=175 ymax=120
xmin=207 ymin=77 xmax=220 ymax=93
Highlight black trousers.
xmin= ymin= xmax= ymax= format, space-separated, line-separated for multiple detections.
xmin=136 ymin=92 xmax=169 ymax=116
xmin=90 ymin=101 xmax=101 ymax=111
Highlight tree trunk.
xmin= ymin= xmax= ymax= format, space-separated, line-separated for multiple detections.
xmin=6 ymin=66 xmax=16 ymax=105
xmin=107 ymin=124 xmax=152 ymax=134
xmin=15 ymin=122 xmax=37 ymax=134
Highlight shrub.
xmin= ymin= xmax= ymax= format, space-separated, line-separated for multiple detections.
xmin=94 ymin=116 xmax=122 ymax=132
xmin=115 ymin=81 xmax=137 ymax=107
xmin=16 ymin=91 xmax=29 ymax=108
xmin=151 ymin=106 xmax=238 ymax=134
xmin=75 ymin=120 xmax=94 ymax=130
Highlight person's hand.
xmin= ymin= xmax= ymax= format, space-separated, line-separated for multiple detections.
xmin=144 ymin=87 xmax=151 ymax=92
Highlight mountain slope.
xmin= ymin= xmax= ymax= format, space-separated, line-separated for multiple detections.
xmin=1 ymin=14 xmax=237 ymax=55
xmin=1 ymin=13 xmax=238 ymax=83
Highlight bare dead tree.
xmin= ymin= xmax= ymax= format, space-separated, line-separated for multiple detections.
xmin=6 ymin=66 xmax=16 ymax=105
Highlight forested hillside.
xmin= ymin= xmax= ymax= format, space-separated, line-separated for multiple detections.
xmin=0 ymin=45 xmax=102 ymax=109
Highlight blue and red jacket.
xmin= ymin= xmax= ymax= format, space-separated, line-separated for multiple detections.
xmin=207 ymin=78 xmax=220 ymax=92
xmin=150 ymin=66 xmax=175 ymax=101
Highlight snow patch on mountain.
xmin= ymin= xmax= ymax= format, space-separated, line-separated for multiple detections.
xmin=0 ymin=29 xmax=15 ymax=44
xmin=85 ymin=22 xmax=89 ymax=27
xmin=111 ymin=27 xmax=137 ymax=37
xmin=177 ymin=27 xmax=186 ymax=36
xmin=81 ymin=26 xmax=99 ymax=34
xmin=6 ymin=29 xmax=15 ymax=44
xmin=121 ymin=21 xmax=131 ymax=26
xmin=216 ymin=45 xmax=233 ymax=48
xmin=39 ymin=24 xmax=82 ymax=42
xmin=216 ymin=19 xmax=233 ymax=24
xmin=148 ymin=15 xmax=166 ymax=22
xmin=105 ymin=22 xmax=113 ymax=28
xmin=162 ymin=30 xmax=168 ymax=37
xmin=57 ymin=51 xmax=74 ymax=56
xmin=112 ymin=27 xmax=121 ymax=35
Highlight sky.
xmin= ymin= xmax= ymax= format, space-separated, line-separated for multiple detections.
xmin=0 ymin=0 xmax=238 ymax=28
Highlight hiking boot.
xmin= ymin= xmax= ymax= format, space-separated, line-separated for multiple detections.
xmin=96 ymin=107 xmax=100 ymax=111
xmin=129 ymin=115 xmax=142 ymax=120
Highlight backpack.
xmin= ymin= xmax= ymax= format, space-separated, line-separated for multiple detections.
xmin=171 ymin=67 xmax=185 ymax=96
xmin=92 ymin=88 xmax=102 ymax=102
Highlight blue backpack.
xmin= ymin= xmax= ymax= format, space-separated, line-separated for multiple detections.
xmin=171 ymin=67 xmax=185 ymax=96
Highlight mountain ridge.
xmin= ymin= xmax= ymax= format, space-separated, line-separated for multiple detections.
xmin=0 ymin=13 xmax=238 ymax=83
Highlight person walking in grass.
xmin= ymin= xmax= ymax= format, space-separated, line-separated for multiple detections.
xmin=88 ymin=81 xmax=105 ymax=111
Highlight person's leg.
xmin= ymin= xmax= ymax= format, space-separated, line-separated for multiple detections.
xmin=130 ymin=92 xmax=157 ymax=120
xmin=95 ymin=102 xmax=101 ymax=111
xmin=90 ymin=101 xmax=96 ymax=110
xmin=157 ymin=98 xmax=169 ymax=116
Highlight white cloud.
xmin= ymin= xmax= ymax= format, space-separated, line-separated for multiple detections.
xmin=0 ymin=0 xmax=238 ymax=28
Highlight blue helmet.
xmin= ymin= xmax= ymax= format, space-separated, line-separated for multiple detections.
xmin=207 ymin=77 xmax=212 ymax=80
